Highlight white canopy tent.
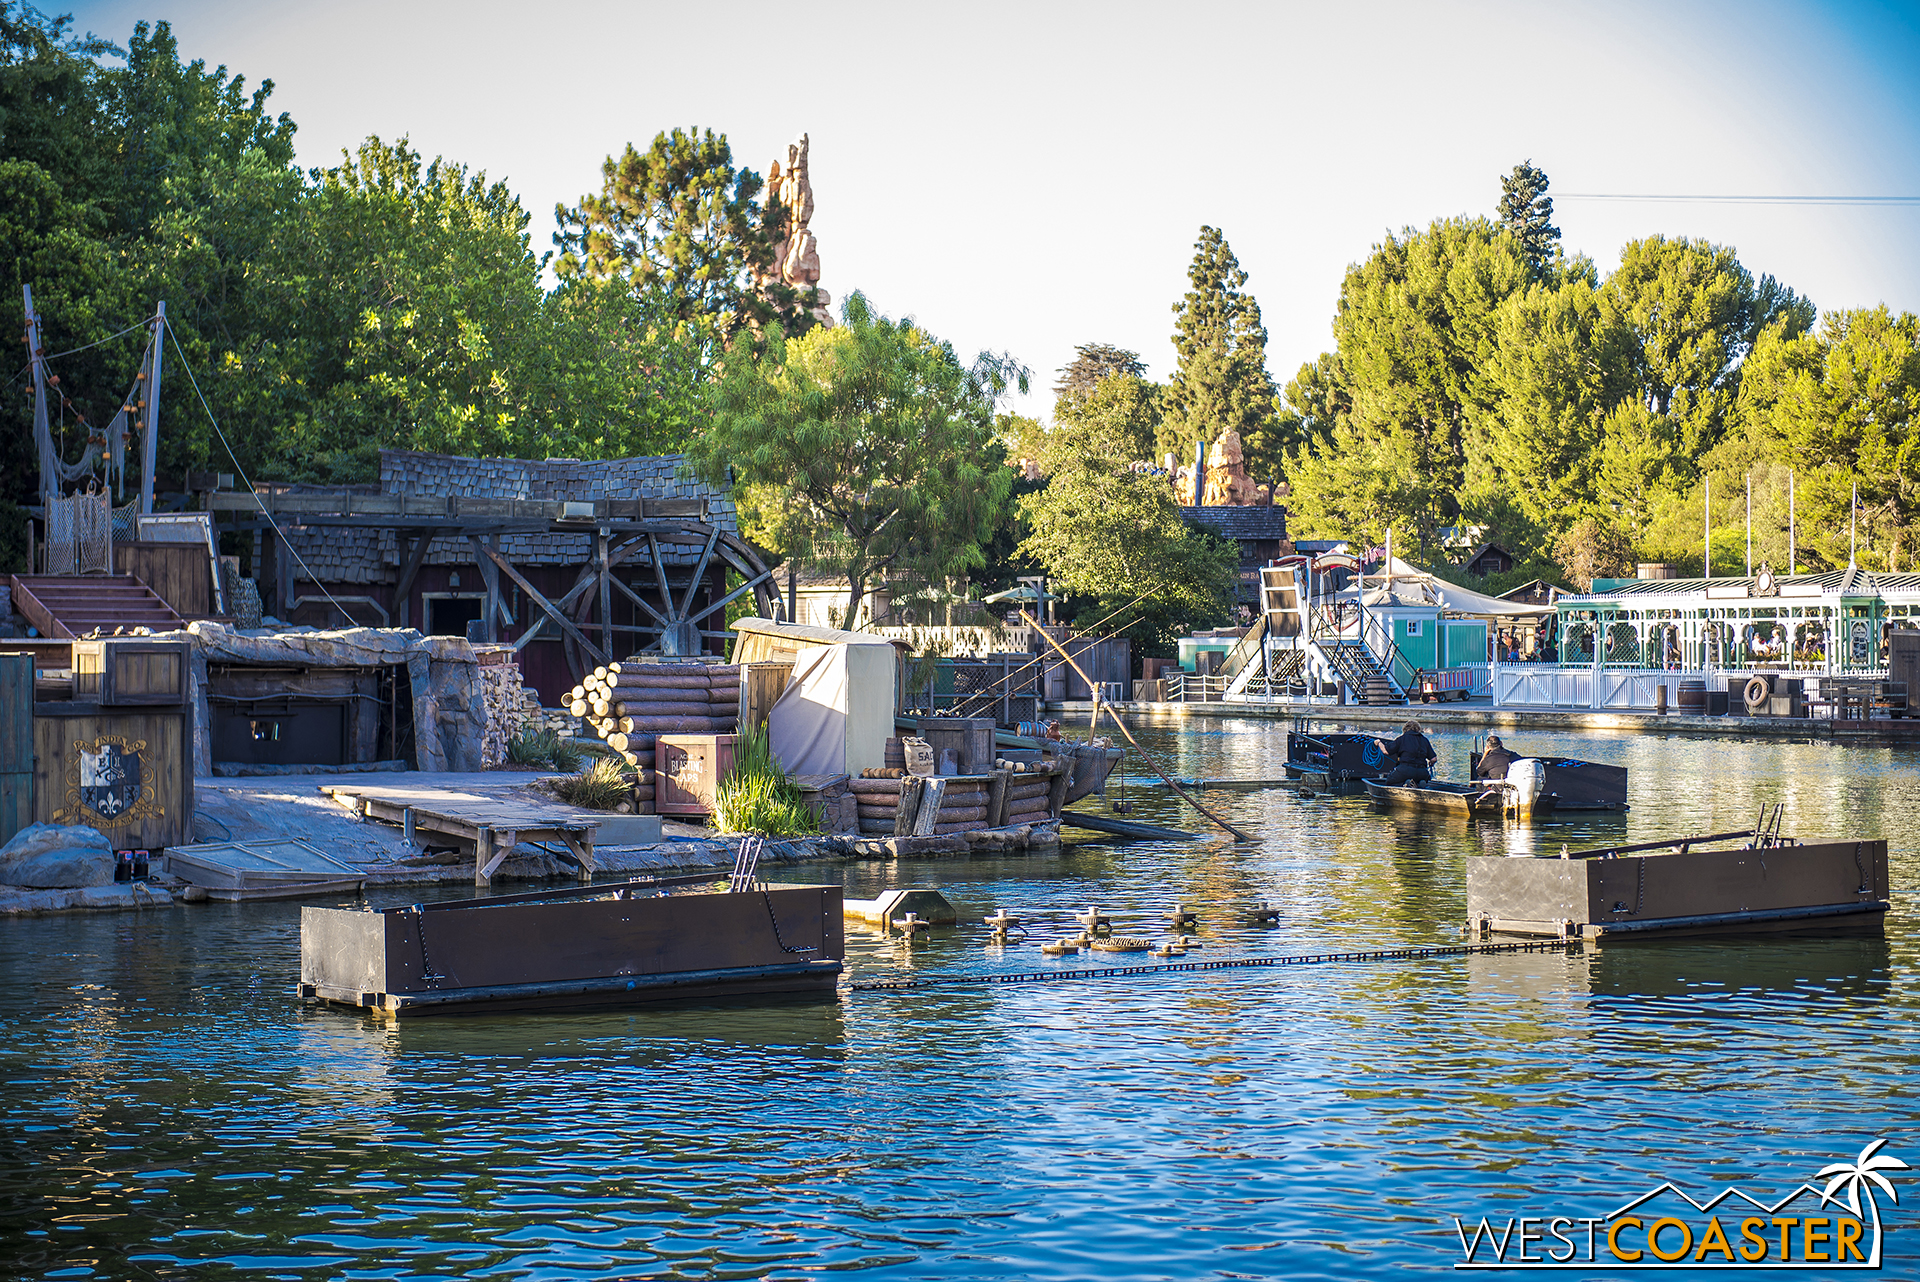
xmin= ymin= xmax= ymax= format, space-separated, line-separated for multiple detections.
xmin=1340 ymin=557 xmax=1544 ymax=618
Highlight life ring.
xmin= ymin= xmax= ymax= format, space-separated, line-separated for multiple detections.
xmin=1743 ymin=675 xmax=1771 ymax=711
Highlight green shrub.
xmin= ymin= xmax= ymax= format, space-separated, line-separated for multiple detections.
xmin=552 ymin=757 xmax=631 ymax=810
xmin=710 ymin=725 xmax=820 ymax=837
xmin=505 ymin=723 xmax=561 ymax=767
xmin=549 ymin=736 xmax=586 ymax=773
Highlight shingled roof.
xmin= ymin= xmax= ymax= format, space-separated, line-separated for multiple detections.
xmin=1179 ymin=505 xmax=1290 ymax=541
xmin=281 ymin=451 xmax=742 ymax=582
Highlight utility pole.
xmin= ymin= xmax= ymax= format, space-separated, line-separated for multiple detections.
xmin=1704 ymin=475 xmax=1711 ymax=580
xmin=1789 ymin=469 xmax=1796 ymax=575
xmin=140 ymin=301 xmax=166 ymax=516
xmin=1849 ymin=479 xmax=1858 ymax=567
xmin=1745 ymin=473 xmax=1752 ymax=576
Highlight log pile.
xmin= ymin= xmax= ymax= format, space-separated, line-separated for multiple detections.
xmin=568 ymin=661 xmax=742 ymax=814
xmin=851 ymin=760 xmax=1066 ymax=836
xmin=478 ymin=661 xmax=531 ymax=769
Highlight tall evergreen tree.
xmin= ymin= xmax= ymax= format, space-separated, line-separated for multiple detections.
xmin=1054 ymin=343 xmax=1144 ymax=403
xmin=1498 ymin=160 xmax=1560 ymax=278
xmin=1162 ymin=226 xmax=1279 ymax=474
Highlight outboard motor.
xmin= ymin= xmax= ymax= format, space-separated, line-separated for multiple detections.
xmin=1506 ymin=758 xmax=1546 ymax=815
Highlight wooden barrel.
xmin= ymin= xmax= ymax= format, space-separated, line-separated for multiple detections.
xmin=1676 ymin=679 xmax=1707 ymax=714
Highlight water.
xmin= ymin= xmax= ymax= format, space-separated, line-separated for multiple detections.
xmin=3 ymin=718 xmax=1916 ymax=1279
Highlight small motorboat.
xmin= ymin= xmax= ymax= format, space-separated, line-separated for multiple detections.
xmin=1471 ymin=748 xmax=1628 ymax=811
xmin=1364 ymin=759 xmax=1553 ymax=819
xmin=1466 ymin=811 xmax=1888 ymax=940
xmin=1285 ymin=729 xmax=1389 ymax=786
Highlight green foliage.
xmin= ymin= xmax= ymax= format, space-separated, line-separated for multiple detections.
xmin=0 ymin=15 xmax=719 ymax=514
xmin=687 ymin=292 xmax=1024 ymax=626
xmin=1016 ymin=398 xmax=1236 ymax=655
xmin=554 ymin=126 xmax=806 ymax=339
xmin=711 ymin=724 xmax=820 ymax=837
xmin=505 ymin=722 xmax=564 ymax=768
xmin=1163 ymin=227 xmax=1282 ymax=477
xmin=1054 ymin=342 xmax=1146 ymax=411
xmin=552 ymin=757 xmax=632 ymax=810
xmin=1497 ymin=160 xmax=1560 ymax=278
xmin=1550 ymin=517 xmax=1637 ymax=590
xmin=548 ymin=736 xmax=586 ymax=774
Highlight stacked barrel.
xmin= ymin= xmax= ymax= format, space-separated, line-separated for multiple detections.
xmin=567 ymin=661 xmax=741 ymax=814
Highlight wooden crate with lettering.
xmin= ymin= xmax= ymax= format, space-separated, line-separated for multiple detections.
xmin=72 ymin=638 xmax=189 ymax=707
xmin=656 ymin=734 xmax=739 ymax=816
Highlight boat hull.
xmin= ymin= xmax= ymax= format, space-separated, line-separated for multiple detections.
xmin=300 ymin=881 xmax=844 ymax=1017
xmin=1466 ymin=839 xmax=1890 ymax=940
xmin=1364 ymin=778 xmax=1554 ymax=819
xmin=1473 ymin=754 xmax=1628 ymax=810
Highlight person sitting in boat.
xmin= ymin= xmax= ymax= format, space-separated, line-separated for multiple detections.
xmin=1476 ymin=735 xmax=1516 ymax=780
xmin=1379 ymin=721 xmax=1437 ymax=784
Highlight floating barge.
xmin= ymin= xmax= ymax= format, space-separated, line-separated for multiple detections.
xmin=299 ymin=875 xmax=843 ymax=1016
xmin=1467 ymin=828 xmax=1889 ymax=940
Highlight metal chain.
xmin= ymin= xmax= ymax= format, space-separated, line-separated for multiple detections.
xmin=762 ymin=892 xmax=818 ymax=955
xmin=410 ymin=906 xmax=446 ymax=987
xmin=847 ymin=939 xmax=1579 ymax=993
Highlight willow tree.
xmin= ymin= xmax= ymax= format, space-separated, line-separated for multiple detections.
xmin=688 ymin=292 xmax=1026 ymax=626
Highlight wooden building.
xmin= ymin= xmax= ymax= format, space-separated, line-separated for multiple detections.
xmin=211 ymin=451 xmax=777 ymax=704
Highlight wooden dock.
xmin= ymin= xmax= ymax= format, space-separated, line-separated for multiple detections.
xmin=321 ymin=781 xmax=599 ymax=885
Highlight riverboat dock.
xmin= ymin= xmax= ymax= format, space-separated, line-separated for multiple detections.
xmin=1053 ymin=698 xmax=1920 ymax=742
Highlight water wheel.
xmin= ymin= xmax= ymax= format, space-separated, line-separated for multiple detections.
xmin=559 ymin=526 xmax=777 ymax=683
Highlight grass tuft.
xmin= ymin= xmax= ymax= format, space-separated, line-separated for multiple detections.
xmin=710 ymin=725 xmax=820 ymax=837
xmin=552 ymin=757 xmax=631 ymax=810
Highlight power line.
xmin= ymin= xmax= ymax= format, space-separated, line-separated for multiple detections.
xmin=1557 ymin=193 xmax=1920 ymax=206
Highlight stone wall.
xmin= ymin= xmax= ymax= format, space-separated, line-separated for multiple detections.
xmin=165 ymin=623 xmax=486 ymax=776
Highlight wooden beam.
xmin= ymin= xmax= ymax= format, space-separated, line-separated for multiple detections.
xmin=598 ymin=528 xmax=613 ymax=661
xmin=474 ymin=540 xmax=608 ymax=667
xmin=394 ymin=529 xmax=439 ymax=629
xmin=468 ymin=534 xmax=507 ymax=640
xmin=683 ymin=567 xmax=775 ymax=628
xmin=679 ymin=527 xmax=720 ymax=620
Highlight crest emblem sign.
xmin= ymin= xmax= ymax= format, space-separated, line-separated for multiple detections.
xmin=56 ymin=735 xmax=161 ymax=830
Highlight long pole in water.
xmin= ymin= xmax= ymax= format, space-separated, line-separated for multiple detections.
xmin=1020 ymin=608 xmax=1254 ymax=843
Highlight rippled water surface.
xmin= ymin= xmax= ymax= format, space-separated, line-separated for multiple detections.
xmin=3 ymin=717 xmax=1917 ymax=1279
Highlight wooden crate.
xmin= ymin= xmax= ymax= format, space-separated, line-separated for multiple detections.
xmin=34 ymin=705 xmax=193 ymax=849
xmin=72 ymin=638 xmax=189 ymax=707
xmin=914 ymin=716 xmax=995 ymax=775
xmin=656 ymin=733 xmax=740 ymax=815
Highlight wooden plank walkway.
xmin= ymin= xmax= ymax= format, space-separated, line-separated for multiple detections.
xmin=321 ymin=782 xmax=599 ymax=886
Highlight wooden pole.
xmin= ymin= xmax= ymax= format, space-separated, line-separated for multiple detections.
xmin=1020 ymin=609 xmax=1254 ymax=843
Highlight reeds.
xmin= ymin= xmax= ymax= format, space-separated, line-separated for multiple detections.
xmin=552 ymin=757 xmax=631 ymax=810
xmin=710 ymin=724 xmax=819 ymax=837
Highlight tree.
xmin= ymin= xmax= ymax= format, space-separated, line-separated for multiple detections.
xmin=1054 ymin=342 xmax=1145 ymax=406
xmin=1497 ymin=160 xmax=1559 ymax=278
xmin=1017 ymin=398 xmax=1236 ymax=656
xmin=1551 ymin=517 xmax=1635 ymax=590
xmin=1286 ymin=217 xmax=1529 ymax=556
xmin=1162 ymin=227 xmax=1281 ymax=476
xmin=1043 ymin=372 xmax=1160 ymax=472
xmin=688 ymin=292 xmax=1026 ymax=626
xmin=554 ymin=127 xmax=792 ymax=337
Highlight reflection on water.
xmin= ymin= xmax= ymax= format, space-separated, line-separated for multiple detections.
xmin=1 ymin=717 xmax=1916 ymax=1279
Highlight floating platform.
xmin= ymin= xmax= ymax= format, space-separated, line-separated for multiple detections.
xmin=1467 ymin=833 xmax=1889 ymax=940
xmin=299 ymin=877 xmax=844 ymax=1016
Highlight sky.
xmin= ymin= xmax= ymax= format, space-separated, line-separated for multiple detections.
xmin=64 ymin=0 xmax=1920 ymax=422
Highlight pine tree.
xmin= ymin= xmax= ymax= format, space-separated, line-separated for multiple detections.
xmin=1163 ymin=227 xmax=1278 ymax=474
xmin=1054 ymin=343 xmax=1145 ymax=402
xmin=1498 ymin=160 xmax=1560 ymax=277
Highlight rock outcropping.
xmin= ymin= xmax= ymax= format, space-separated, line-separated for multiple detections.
xmin=756 ymin=133 xmax=835 ymax=330
xmin=0 ymin=823 xmax=114 ymax=888
xmin=1168 ymin=431 xmax=1273 ymax=507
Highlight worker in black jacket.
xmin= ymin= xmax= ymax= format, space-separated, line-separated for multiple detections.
xmin=1379 ymin=720 xmax=1437 ymax=785
xmin=1476 ymin=736 xmax=1516 ymax=780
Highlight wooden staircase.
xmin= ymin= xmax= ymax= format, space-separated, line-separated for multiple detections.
xmin=10 ymin=575 xmax=185 ymax=640
xmin=1316 ymin=638 xmax=1406 ymax=704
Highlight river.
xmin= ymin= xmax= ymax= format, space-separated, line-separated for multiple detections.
xmin=2 ymin=717 xmax=1915 ymax=1279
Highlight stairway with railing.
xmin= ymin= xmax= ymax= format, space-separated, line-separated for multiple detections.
xmin=1316 ymin=638 xmax=1406 ymax=705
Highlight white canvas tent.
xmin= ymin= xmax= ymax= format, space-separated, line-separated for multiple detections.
xmin=766 ymin=642 xmax=896 ymax=777
xmin=1342 ymin=556 xmax=1544 ymax=618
